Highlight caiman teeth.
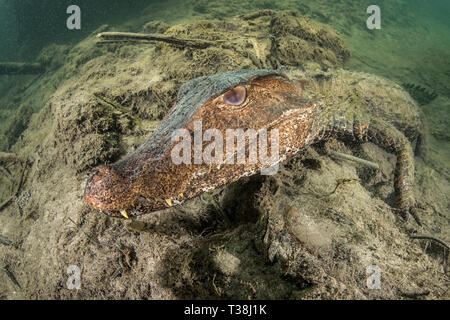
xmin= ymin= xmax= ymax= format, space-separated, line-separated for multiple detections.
xmin=165 ymin=199 xmax=173 ymax=207
xmin=120 ymin=209 xmax=129 ymax=219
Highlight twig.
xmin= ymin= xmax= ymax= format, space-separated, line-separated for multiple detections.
xmin=14 ymin=160 xmax=26 ymax=197
xmin=409 ymin=234 xmax=450 ymax=251
xmin=96 ymin=32 xmax=220 ymax=49
xmin=399 ymin=289 xmax=430 ymax=299
xmin=0 ymin=165 xmax=13 ymax=183
xmin=0 ymin=152 xmax=23 ymax=163
xmin=22 ymin=73 xmax=45 ymax=92
xmin=1 ymin=266 xmax=22 ymax=291
xmin=0 ymin=234 xmax=13 ymax=246
xmin=0 ymin=161 xmax=26 ymax=212
xmin=95 ymin=40 xmax=147 ymax=46
xmin=329 ymin=150 xmax=380 ymax=170
xmin=0 ymin=196 xmax=14 ymax=211
xmin=1 ymin=156 xmax=26 ymax=211
xmin=0 ymin=62 xmax=45 ymax=75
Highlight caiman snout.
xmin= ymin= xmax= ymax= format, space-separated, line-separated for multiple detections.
xmin=84 ymin=165 xmax=135 ymax=214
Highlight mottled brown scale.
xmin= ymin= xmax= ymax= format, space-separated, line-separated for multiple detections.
xmin=84 ymin=69 xmax=424 ymax=220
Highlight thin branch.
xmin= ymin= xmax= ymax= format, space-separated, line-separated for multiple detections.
xmin=0 ymin=234 xmax=13 ymax=246
xmin=329 ymin=150 xmax=380 ymax=170
xmin=95 ymin=40 xmax=146 ymax=46
xmin=0 ymin=196 xmax=13 ymax=212
xmin=96 ymin=32 xmax=220 ymax=49
xmin=1 ymin=266 xmax=22 ymax=291
xmin=0 ymin=62 xmax=45 ymax=75
xmin=409 ymin=234 xmax=450 ymax=251
xmin=399 ymin=289 xmax=430 ymax=299
xmin=0 ymin=152 xmax=23 ymax=163
xmin=0 ymin=160 xmax=27 ymax=212
xmin=14 ymin=160 xmax=26 ymax=197
xmin=0 ymin=165 xmax=13 ymax=183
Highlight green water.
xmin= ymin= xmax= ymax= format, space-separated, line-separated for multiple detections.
xmin=1 ymin=0 xmax=448 ymax=102
xmin=0 ymin=1 xmax=448 ymax=185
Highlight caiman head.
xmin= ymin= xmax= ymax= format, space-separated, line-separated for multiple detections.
xmin=84 ymin=69 xmax=316 ymax=218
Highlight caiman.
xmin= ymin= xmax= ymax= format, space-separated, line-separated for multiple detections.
xmin=84 ymin=69 xmax=425 ymax=221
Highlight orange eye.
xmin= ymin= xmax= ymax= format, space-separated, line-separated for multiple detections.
xmin=223 ymin=85 xmax=247 ymax=106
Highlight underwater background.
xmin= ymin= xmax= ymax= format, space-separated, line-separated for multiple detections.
xmin=1 ymin=0 xmax=449 ymax=150
xmin=0 ymin=0 xmax=448 ymax=299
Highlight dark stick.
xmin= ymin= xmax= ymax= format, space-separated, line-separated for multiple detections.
xmin=14 ymin=160 xmax=27 ymax=197
xmin=0 ymin=62 xmax=45 ymax=75
xmin=0 ymin=160 xmax=27 ymax=212
xmin=0 ymin=234 xmax=13 ymax=246
xmin=0 ymin=196 xmax=13 ymax=211
xmin=2 ymin=266 xmax=22 ymax=290
xmin=409 ymin=234 xmax=450 ymax=251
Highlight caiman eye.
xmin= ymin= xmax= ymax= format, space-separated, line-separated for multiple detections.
xmin=223 ymin=85 xmax=247 ymax=106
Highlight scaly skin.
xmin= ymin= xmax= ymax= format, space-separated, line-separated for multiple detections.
xmin=305 ymin=69 xmax=423 ymax=222
xmin=84 ymin=69 xmax=424 ymax=220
